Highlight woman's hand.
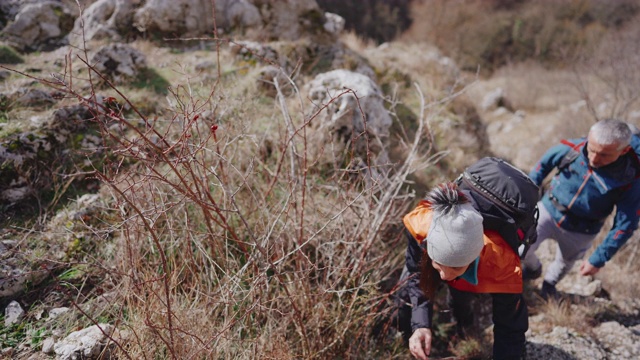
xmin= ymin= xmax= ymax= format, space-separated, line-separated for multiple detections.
xmin=409 ymin=328 xmax=432 ymax=359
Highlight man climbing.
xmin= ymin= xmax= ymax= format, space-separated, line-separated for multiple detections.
xmin=522 ymin=118 xmax=640 ymax=299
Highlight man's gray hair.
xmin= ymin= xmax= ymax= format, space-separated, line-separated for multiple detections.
xmin=589 ymin=118 xmax=632 ymax=150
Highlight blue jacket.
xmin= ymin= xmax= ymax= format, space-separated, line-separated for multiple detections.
xmin=529 ymin=137 xmax=640 ymax=268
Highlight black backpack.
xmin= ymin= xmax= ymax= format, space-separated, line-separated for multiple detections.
xmin=455 ymin=157 xmax=540 ymax=258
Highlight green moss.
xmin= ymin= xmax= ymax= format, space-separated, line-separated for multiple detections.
xmin=53 ymin=6 xmax=75 ymax=34
xmin=131 ymin=68 xmax=170 ymax=95
xmin=58 ymin=265 xmax=87 ymax=281
xmin=388 ymin=102 xmax=418 ymax=135
xmin=236 ymin=58 xmax=258 ymax=67
xmin=29 ymin=327 xmax=47 ymax=348
xmin=7 ymin=139 xmax=21 ymax=151
xmin=0 ymin=45 xmax=23 ymax=64
xmin=300 ymin=9 xmax=326 ymax=35
xmin=0 ymin=94 xmax=11 ymax=112
xmin=0 ymin=161 xmax=17 ymax=187
xmin=378 ymin=68 xmax=412 ymax=95
xmin=71 ymin=133 xmax=84 ymax=149
xmin=0 ymin=321 xmax=27 ymax=347
xmin=303 ymin=46 xmax=334 ymax=74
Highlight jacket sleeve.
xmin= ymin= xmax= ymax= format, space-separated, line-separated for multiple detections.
xmin=588 ymin=179 xmax=640 ymax=268
xmin=528 ymin=143 xmax=573 ymax=186
xmin=403 ymin=228 xmax=433 ymax=331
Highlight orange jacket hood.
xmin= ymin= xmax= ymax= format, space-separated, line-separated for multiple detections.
xmin=403 ymin=201 xmax=523 ymax=293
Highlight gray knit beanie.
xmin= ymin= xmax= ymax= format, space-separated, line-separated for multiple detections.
xmin=427 ymin=197 xmax=484 ymax=267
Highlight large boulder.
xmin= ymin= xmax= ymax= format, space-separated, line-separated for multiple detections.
xmin=0 ymin=104 xmax=97 ymax=206
xmin=593 ymin=321 xmax=640 ymax=358
xmin=214 ymin=0 xmax=262 ymax=32
xmin=67 ymin=0 xmax=137 ymax=46
xmin=254 ymin=0 xmax=322 ymax=41
xmin=0 ymin=88 xmax=58 ymax=116
xmin=1 ymin=1 xmax=74 ymax=51
xmin=526 ymin=326 xmax=607 ymax=359
xmin=132 ymin=0 xmax=332 ymax=42
xmin=91 ymin=43 xmax=147 ymax=84
xmin=306 ymin=69 xmax=391 ymax=171
xmin=0 ymin=0 xmax=23 ymax=29
xmin=133 ymin=0 xmax=258 ymax=38
xmin=54 ymin=324 xmax=114 ymax=360
xmin=0 ymin=239 xmax=48 ymax=299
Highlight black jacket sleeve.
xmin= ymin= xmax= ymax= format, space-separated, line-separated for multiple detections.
xmin=403 ymin=229 xmax=433 ymax=332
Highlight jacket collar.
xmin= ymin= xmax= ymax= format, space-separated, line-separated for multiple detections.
xmin=581 ymin=141 xmax=639 ymax=184
xmin=458 ymin=257 xmax=479 ymax=285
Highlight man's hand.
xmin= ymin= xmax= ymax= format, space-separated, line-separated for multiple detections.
xmin=409 ymin=328 xmax=432 ymax=360
xmin=579 ymin=260 xmax=601 ymax=276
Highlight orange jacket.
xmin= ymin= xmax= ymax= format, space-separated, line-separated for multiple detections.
xmin=403 ymin=200 xmax=523 ymax=294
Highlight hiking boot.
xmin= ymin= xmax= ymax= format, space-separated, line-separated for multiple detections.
xmin=541 ymin=280 xmax=558 ymax=300
xmin=522 ymin=265 xmax=542 ymax=280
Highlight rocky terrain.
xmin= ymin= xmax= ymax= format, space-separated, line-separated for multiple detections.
xmin=1 ymin=0 xmax=640 ymax=359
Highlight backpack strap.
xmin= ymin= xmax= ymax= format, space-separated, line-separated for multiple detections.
xmin=557 ymin=136 xmax=640 ymax=176
xmin=557 ymin=139 xmax=585 ymax=171
xmin=629 ymin=135 xmax=640 ymax=179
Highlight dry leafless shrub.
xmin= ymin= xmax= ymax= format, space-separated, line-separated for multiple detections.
xmin=4 ymin=19 xmax=460 ymax=360
xmin=572 ymin=14 xmax=640 ymax=122
xmin=401 ymin=0 xmax=638 ymax=74
xmin=90 ymin=72 xmax=437 ymax=359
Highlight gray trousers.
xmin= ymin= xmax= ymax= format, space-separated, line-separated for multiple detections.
xmin=522 ymin=202 xmax=597 ymax=285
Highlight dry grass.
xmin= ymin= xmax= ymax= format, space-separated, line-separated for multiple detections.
xmin=596 ymin=234 xmax=640 ymax=301
xmin=533 ymin=300 xmax=592 ymax=334
xmin=2 ymin=30 xmax=458 ymax=358
xmin=339 ymin=30 xmax=377 ymax=54
xmin=449 ymin=335 xmax=489 ymax=359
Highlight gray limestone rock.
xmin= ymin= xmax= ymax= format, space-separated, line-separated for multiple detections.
xmin=54 ymin=323 xmax=114 ymax=360
xmin=4 ymin=300 xmax=24 ymax=326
